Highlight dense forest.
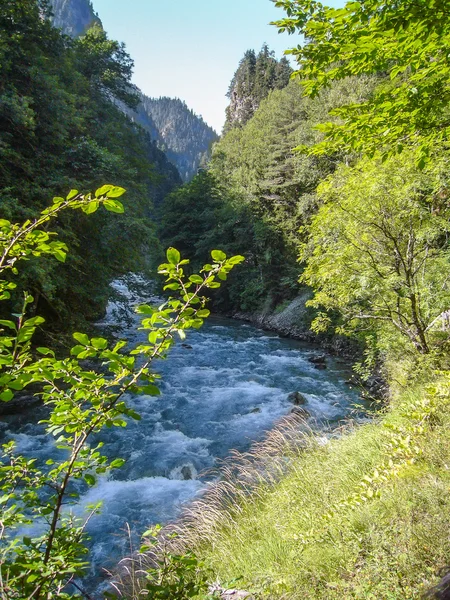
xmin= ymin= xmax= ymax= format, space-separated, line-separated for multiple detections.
xmin=136 ymin=96 xmax=219 ymax=182
xmin=2 ymin=0 xmax=450 ymax=599
xmin=0 ymin=0 xmax=180 ymax=331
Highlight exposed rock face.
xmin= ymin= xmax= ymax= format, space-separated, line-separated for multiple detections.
xmin=49 ymin=0 xmax=102 ymax=37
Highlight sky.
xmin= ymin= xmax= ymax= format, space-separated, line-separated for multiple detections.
xmin=90 ymin=0 xmax=341 ymax=133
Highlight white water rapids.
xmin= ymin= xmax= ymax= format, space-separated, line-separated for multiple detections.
xmin=0 ymin=275 xmax=362 ymax=592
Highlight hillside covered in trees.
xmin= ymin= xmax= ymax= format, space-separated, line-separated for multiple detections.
xmin=1 ymin=0 xmax=180 ymax=330
xmin=225 ymin=44 xmax=292 ymax=131
xmin=138 ymin=96 xmax=219 ymax=182
xmin=49 ymin=0 xmax=218 ymax=182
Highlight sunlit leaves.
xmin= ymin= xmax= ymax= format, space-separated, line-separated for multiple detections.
xmin=0 ymin=189 xmax=245 ymax=597
xmin=273 ymin=0 xmax=450 ymax=164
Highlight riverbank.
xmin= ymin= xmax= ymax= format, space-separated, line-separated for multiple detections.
xmin=161 ymin=370 xmax=450 ymax=599
xmin=231 ymin=292 xmax=387 ymax=399
xmin=232 ymin=291 xmax=360 ymax=358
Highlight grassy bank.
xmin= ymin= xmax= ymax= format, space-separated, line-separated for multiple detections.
xmin=170 ymin=372 xmax=450 ymax=599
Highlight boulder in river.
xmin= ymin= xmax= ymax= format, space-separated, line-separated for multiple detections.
xmin=181 ymin=343 xmax=193 ymax=350
xmin=180 ymin=465 xmax=193 ymax=480
xmin=288 ymin=391 xmax=307 ymax=405
xmin=249 ymin=407 xmax=261 ymax=413
xmin=308 ymin=354 xmax=327 ymax=366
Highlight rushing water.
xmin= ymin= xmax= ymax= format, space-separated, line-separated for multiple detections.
xmin=0 ymin=276 xmax=361 ymax=589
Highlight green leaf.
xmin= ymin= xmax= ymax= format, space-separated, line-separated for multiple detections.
xmin=228 ymin=255 xmax=245 ymax=265
xmin=148 ymin=330 xmax=160 ymax=344
xmin=211 ymin=250 xmax=226 ymax=262
xmin=91 ymin=337 xmax=108 ymax=350
xmin=83 ymin=201 xmax=99 ymax=214
xmin=104 ymin=199 xmax=125 ymax=213
xmin=70 ymin=345 xmax=85 ymax=357
xmin=167 ymin=247 xmax=181 ymax=265
xmin=37 ymin=347 xmax=55 ymax=357
xmin=95 ymin=185 xmax=113 ymax=197
xmin=110 ymin=458 xmax=126 ymax=469
xmin=141 ymin=384 xmax=161 ymax=396
xmin=67 ymin=189 xmax=79 ymax=200
xmin=0 ymin=390 xmax=13 ymax=402
xmin=196 ymin=309 xmax=210 ymax=318
xmin=84 ymin=474 xmax=96 ymax=486
xmin=52 ymin=248 xmax=67 ymax=262
xmin=73 ymin=332 xmax=89 ymax=346
xmin=106 ymin=186 xmax=126 ymax=198
xmin=189 ymin=275 xmax=203 ymax=284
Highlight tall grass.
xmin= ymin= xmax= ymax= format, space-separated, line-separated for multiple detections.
xmin=117 ymin=373 xmax=450 ymax=599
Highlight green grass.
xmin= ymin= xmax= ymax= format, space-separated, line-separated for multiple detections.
xmin=176 ymin=374 xmax=450 ymax=599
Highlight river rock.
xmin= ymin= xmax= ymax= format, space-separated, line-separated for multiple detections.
xmin=249 ymin=407 xmax=261 ymax=413
xmin=180 ymin=465 xmax=193 ymax=480
xmin=308 ymin=354 xmax=327 ymax=366
xmin=288 ymin=391 xmax=307 ymax=405
xmin=181 ymin=343 xmax=193 ymax=350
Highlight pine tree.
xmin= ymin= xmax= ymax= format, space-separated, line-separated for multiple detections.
xmin=224 ymin=46 xmax=292 ymax=132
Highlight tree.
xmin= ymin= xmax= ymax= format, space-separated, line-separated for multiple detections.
xmin=0 ymin=0 xmax=180 ymax=329
xmin=273 ymin=0 xmax=450 ymax=165
xmin=0 ymin=187 xmax=244 ymax=598
xmin=224 ymin=45 xmax=292 ymax=131
xmin=301 ymin=152 xmax=450 ymax=354
xmin=74 ymin=24 xmax=139 ymax=109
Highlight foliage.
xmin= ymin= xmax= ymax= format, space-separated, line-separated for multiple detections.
xmin=273 ymin=0 xmax=450 ymax=165
xmin=125 ymin=527 xmax=219 ymax=599
xmin=300 ymin=152 xmax=450 ymax=354
xmin=159 ymin=76 xmax=375 ymax=314
xmin=0 ymin=0 xmax=180 ymax=329
xmin=0 ymin=189 xmax=244 ymax=598
xmin=224 ymin=44 xmax=292 ymax=131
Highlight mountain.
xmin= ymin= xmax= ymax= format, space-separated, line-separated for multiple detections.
xmin=49 ymin=0 xmax=102 ymax=37
xmin=135 ymin=96 xmax=219 ymax=182
xmin=49 ymin=0 xmax=218 ymax=183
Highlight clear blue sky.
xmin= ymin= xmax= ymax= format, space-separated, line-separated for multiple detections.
xmin=90 ymin=0 xmax=342 ymax=133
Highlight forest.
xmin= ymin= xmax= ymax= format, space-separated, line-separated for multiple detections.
xmin=1 ymin=0 xmax=450 ymax=598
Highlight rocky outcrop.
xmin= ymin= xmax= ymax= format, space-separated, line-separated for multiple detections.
xmin=49 ymin=0 xmax=102 ymax=37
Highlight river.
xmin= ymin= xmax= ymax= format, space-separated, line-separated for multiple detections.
xmin=0 ymin=276 xmax=361 ymax=590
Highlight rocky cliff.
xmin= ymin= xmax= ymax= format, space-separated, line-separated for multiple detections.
xmin=49 ymin=0 xmax=102 ymax=37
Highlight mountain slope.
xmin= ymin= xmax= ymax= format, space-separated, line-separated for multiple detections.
xmin=137 ymin=96 xmax=219 ymax=181
xmin=49 ymin=0 xmax=216 ymax=182
xmin=225 ymin=44 xmax=292 ymax=131
xmin=49 ymin=0 xmax=101 ymax=37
